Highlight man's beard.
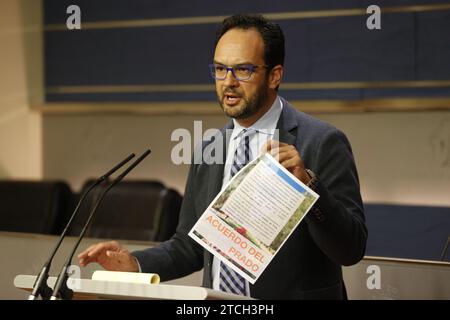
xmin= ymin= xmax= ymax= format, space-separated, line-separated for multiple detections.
xmin=217 ymin=81 xmax=269 ymax=120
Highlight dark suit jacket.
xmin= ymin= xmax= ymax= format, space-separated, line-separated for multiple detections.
xmin=133 ymin=98 xmax=367 ymax=299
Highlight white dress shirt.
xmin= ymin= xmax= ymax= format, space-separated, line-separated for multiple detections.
xmin=211 ymin=96 xmax=283 ymax=295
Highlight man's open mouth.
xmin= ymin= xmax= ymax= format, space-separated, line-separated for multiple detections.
xmin=224 ymin=93 xmax=241 ymax=106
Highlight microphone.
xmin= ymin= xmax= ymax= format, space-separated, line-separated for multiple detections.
xmin=50 ymin=149 xmax=151 ymax=300
xmin=28 ymin=153 xmax=135 ymax=300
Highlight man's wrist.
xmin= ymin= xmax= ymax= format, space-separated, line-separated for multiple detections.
xmin=305 ymin=169 xmax=318 ymax=190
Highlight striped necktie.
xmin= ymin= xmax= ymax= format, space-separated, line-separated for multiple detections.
xmin=219 ymin=129 xmax=254 ymax=296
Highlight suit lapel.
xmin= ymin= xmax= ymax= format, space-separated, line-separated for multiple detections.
xmin=277 ymin=97 xmax=298 ymax=145
xmin=205 ymin=121 xmax=233 ymax=206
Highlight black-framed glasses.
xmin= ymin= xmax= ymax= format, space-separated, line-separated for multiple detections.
xmin=208 ymin=63 xmax=268 ymax=81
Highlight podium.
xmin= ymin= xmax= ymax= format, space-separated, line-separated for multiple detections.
xmin=14 ymin=274 xmax=252 ymax=300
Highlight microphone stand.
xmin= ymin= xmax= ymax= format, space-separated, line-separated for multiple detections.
xmin=28 ymin=153 xmax=135 ymax=300
xmin=50 ymin=149 xmax=151 ymax=300
xmin=440 ymin=235 xmax=450 ymax=261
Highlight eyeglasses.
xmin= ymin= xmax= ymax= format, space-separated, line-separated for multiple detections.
xmin=208 ymin=63 xmax=268 ymax=81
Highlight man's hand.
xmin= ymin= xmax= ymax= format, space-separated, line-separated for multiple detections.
xmin=263 ymin=140 xmax=311 ymax=184
xmin=77 ymin=241 xmax=139 ymax=272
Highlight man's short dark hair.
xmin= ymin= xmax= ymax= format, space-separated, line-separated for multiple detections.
xmin=215 ymin=14 xmax=285 ymax=70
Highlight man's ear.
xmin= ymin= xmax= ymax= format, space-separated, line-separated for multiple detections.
xmin=268 ymin=65 xmax=284 ymax=90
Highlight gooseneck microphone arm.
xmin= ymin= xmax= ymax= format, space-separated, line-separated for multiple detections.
xmin=50 ymin=149 xmax=151 ymax=300
xmin=28 ymin=153 xmax=135 ymax=300
xmin=441 ymin=235 xmax=450 ymax=261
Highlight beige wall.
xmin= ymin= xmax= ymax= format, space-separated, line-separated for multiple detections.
xmin=0 ymin=0 xmax=42 ymax=179
xmin=43 ymin=110 xmax=450 ymax=207
xmin=318 ymin=111 xmax=450 ymax=206
xmin=42 ymin=113 xmax=227 ymax=193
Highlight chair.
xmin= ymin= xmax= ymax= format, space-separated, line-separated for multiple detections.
xmin=0 ymin=180 xmax=72 ymax=235
xmin=65 ymin=180 xmax=182 ymax=242
xmin=152 ymin=187 xmax=183 ymax=242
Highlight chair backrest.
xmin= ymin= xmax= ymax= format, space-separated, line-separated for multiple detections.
xmin=65 ymin=180 xmax=182 ymax=242
xmin=0 ymin=180 xmax=72 ymax=235
xmin=152 ymin=187 xmax=183 ymax=242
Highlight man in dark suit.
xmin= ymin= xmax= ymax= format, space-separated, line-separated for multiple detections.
xmin=79 ymin=14 xmax=367 ymax=299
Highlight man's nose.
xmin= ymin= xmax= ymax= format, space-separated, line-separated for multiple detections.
xmin=222 ymin=69 xmax=239 ymax=87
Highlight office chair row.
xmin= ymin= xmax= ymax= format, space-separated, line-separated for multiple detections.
xmin=0 ymin=179 xmax=182 ymax=242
